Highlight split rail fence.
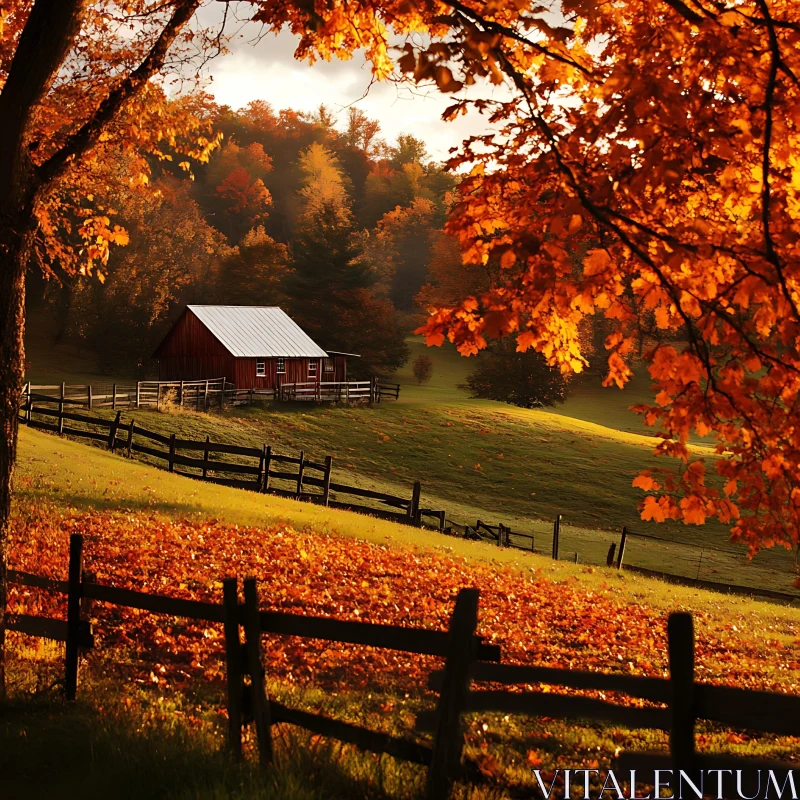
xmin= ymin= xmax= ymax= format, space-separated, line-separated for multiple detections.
xmin=5 ymin=534 xmax=799 ymax=799
xmin=18 ymin=400 xmax=446 ymax=530
xmin=24 ymin=377 xmax=398 ymax=413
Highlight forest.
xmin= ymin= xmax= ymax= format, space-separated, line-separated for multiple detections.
xmin=26 ymin=100 xmax=473 ymax=379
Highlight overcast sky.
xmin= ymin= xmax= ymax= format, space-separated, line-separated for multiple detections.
xmin=198 ymin=8 xmax=497 ymax=162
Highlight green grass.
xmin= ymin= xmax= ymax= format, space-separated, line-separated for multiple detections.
xmin=8 ymin=425 xmax=800 ymax=798
xmin=22 ymin=322 xmax=799 ymax=595
xmin=13 ymin=426 xmax=800 ymax=606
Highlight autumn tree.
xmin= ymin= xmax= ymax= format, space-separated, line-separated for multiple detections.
xmin=374 ymin=198 xmax=440 ymax=311
xmin=201 ymin=141 xmax=273 ymax=242
xmin=403 ymin=0 xmax=800 ymax=562
xmin=212 ymin=226 xmax=292 ymax=308
xmin=342 ymin=108 xmax=384 ymax=157
xmin=65 ymin=167 xmax=226 ymax=371
xmin=412 ymin=354 xmax=434 ymax=385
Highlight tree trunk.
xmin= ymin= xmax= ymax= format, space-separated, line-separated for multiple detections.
xmin=0 ymin=229 xmax=29 ymax=698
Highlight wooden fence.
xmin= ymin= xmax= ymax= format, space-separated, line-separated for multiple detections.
xmin=420 ymin=611 xmax=800 ymax=797
xmin=5 ymin=533 xmax=799 ymax=799
xmin=277 ymin=379 xmax=372 ymax=403
xmin=18 ymin=402 xmax=447 ymax=530
xmin=24 ymin=377 xmax=399 ymax=412
xmin=23 ymin=379 xmax=233 ymax=412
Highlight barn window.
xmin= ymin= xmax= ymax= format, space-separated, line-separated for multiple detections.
xmin=309 ymin=361 xmax=317 ymax=377
xmin=324 ymin=358 xmax=334 ymax=372
xmin=276 ymin=358 xmax=285 ymax=374
xmin=256 ymin=361 xmax=266 ymax=377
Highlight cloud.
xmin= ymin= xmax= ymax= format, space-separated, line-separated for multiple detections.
xmin=196 ymin=9 xmax=495 ymax=161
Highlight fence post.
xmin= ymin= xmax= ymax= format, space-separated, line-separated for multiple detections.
xmin=222 ymin=577 xmax=243 ymax=760
xmin=408 ymin=481 xmax=421 ymax=526
xmin=497 ymin=523 xmax=505 ymax=547
xmin=322 ymin=455 xmax=333 ymax=506
xmin=242 ymin=577 xmax=273 ymax=765
xmin=179 ymin=380 xmax=184 ymax=408
xmin=668 ymin=613 xmax=695 ymax=774
xmin=617 ymin=527 xmax=627 ymax=569
xmin=439 ymin=511 xmax=446 ymax=532
xmin=112 ymin=383 xmax=117 ymax=410
xmin=551 ymin=514 xmax=561 ymax=560
xmin=136 ymin=381 xmax=141 ymax=409
xmin=262 ymin=445 xmax=272 ymax=493
xmin=204 ymin=380 xmax=209 ymax=412
xmin=108 ymin=411 xmax=121 ymax=452
xmin=295 ymin=450 xmax=305 ymax=499
xmin=168 ymin=434 xmax=176 ymax=473
xmin=202 ymin=435 xmax=210 ymax=480
xmin=65 ymin=533 xmax=84 ymax=701
xmin=257 ymin=445 xmax=266 ymax=489
xmin=126 ymin=418 xmax=134 ymax=458
xmin=25 ymin=382 xmax=31 ymax=423
xmin=606 ymin=542 xmax=616 ymax=567
xmin=426 ymin=588 xmax=480 ymax=800
xmin=695 ymin=548 xmax=704 ymax=580
xmin=574 ymin=552 xmax=579 ymax=563
xmin=58 ymin=383 xmax=65 ymax=435
xmin=88 ymin=385 xmax=92 ymax=410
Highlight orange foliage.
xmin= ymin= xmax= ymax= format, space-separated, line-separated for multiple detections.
xmin=5 ymin=0 xmax=800 ymax=557
xmin=404 ymin=1 xmax=800 ymax=554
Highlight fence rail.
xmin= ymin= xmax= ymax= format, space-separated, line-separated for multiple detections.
xmin=5 ymin=533 xmax=799 ymax=799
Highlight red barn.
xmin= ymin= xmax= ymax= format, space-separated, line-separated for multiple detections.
xmin=152 ymin=305 xmax=355 ymax=389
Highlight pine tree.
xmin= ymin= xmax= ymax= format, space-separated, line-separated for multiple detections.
xmin=288 ymin=144 xmax=407 ymax=374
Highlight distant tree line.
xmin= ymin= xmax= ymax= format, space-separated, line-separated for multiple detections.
xmin=28 ymin=101 xmax=460 ymax=378
xmin=27 ymin=98 xmax=613 ymax=404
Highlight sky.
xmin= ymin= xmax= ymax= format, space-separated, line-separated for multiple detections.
xmin=198 ymin=8 xmax=498 ymax=162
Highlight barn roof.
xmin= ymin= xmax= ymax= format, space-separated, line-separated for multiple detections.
xmin=186 ymin=306 xmax=329 ymax=358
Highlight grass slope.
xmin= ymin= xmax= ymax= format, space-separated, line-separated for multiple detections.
xmin=23 ymin=322 xmax=798 ymax=594
xmin=6 ymin=427 xmax=800 ymax=799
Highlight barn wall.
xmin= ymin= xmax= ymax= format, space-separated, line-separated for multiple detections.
xmin=233 ymin=357 xmax=316 ymax=389
xmin=154 ymin=310 xmax=235 ymax=382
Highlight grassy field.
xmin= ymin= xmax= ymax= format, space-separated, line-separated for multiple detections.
xmin=22 ymin=320 xmax=799 ymax=594
xmin=5 ymin=427 xmax=800 ymax=798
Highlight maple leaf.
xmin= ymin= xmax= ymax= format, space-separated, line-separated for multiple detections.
xmin=632 ymin=473 xmax=660 ymax=492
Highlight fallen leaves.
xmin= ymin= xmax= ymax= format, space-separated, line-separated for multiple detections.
xmin=7 ymin=506 xmax=800 ymax=712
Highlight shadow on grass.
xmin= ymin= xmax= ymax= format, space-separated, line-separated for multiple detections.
xmin=0 ymin=696 xmax=424 ymax=800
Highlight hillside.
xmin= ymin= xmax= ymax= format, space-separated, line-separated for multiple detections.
xmin=6 ymin=427 xmax=800 ymax=798
xmin=22 ymin=321 xmax=799 ymax=595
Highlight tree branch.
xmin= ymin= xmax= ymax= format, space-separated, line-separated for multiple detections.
xmin=37 ymin=0 xmax=202 ymax=187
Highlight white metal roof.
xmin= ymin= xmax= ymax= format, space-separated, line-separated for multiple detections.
xmin=187 ymin=306 xmax=329 ymax=358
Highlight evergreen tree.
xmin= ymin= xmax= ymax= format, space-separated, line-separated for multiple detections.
xmin=290 ymin=202 xmax=374 ymax=296
xmin=288 ymin=144 xmax=408 ymax=375
xmin=462 ymin=339 xmax=568 ymax=409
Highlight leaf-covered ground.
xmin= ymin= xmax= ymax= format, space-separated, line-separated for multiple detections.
xmin=8 ymin=504 xmax=800 ymax=782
